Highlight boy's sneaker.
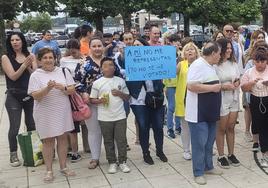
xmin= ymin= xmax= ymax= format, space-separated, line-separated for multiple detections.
xmin=252 ymin=143 xmax=260 ymax=152
xmin=119 ymin=162 xmax=131 ymax=173
xmin=244 ymin=132 xmax=253 ymax=142
xmin=183 ymin=151 xmax=192 ymax=160
xmin=175 ymin=127 xmax=181 ymax=135
xmin=167 ymin=129 xmax=176 ymax=139
xmin=71 ymin=153 xmax=82 ymax=163
xmin=205 ymin=168 xmax=223 ymax=175
xmin=143 ymin=152 xmax=154 ymax=165
xmin=156 ymin=151 xmax=168 ymax=162
xmin=227 ymin=154 xmax=240 ymax=167
xmin=10 ymin=152 xmax=21 ymax=167
xmin=108 ymin=163 xmax=117 ymax=174
xmin=217 ymin=156 xmax=230 ymax=169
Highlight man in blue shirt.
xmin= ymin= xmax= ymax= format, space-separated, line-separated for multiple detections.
xmin=32 ymin=30 xmax=61 ymax=65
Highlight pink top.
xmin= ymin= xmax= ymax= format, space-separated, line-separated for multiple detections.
xmin=241 ymin=66 xmax=268 ymax=97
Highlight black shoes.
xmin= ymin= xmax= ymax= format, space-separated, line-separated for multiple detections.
xmin=156 ymin=151 xmax=168 ymax=162
xmin=143 ymin=152 xmax=154 ymax=165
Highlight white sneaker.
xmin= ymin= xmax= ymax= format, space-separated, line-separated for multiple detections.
xmin=194 ymin=176 xmax=206 ymax=185
xmin=119 ymin=162 xmax=131 ymax=173
xmin=108 ymin=163 xmax=117 ymax=174
xmin=244 ymin=132 xmax=253 ymax=142
xmin=183 ymin=151 xmax=192 ymax=160
xmin=205 ymin=168 xmax=223 ymax=175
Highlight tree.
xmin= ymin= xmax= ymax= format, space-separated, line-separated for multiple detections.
xmin=58 ymin=0 xmax=117 ymax=32
xmin=20 ymin=13 xmax=52 ymax=33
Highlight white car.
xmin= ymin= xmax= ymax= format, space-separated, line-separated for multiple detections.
xmin=55 ymin=35 xmax=69 ymax=48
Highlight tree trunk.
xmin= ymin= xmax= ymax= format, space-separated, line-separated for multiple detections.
xmin=183 ymin=14 xmax=190 ymax=37
xmin=122 ymin=12 xmax=132 ymax=32
xmin=262 ymin=10 xmax=268 ymax=33
xmin=95 ymin=16 xmax=103 ymax=33
xmin=0 ymin=11 xmax=6 ymax=72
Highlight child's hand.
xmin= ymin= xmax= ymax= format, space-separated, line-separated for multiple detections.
xmin=111 ymin=89 xmax=122 ymax=97
xmin=99 ymin=97 xmax=108 ymax=104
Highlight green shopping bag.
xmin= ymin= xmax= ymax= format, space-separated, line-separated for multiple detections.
xmin=17 ymin=131 xmax=44 ymax=167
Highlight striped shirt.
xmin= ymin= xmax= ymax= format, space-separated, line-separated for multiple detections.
xmin=28 ymin=67 xmax=75 ymax=139
xmin=241 ymin=66 xmax=268 ymax=97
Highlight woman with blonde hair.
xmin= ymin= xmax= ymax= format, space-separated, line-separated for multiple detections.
xmin=245 ymin=30 xmax=265 ymax=63
xmin=175 ymin=42 xmax=200 ymax=160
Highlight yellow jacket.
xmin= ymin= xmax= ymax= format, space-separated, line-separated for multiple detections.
xmin=175 ymin=60 xmax=188 ymax=117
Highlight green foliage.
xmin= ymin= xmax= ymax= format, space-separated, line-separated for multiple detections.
xmin=20 ymin=13 xmax=52 ymax=33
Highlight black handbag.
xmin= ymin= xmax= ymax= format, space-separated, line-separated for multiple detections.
xmin=145 ymin=92 xmax=164 ymax=109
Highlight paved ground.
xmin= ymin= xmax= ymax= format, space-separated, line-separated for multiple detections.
xmin=0 ymin=75 xmax=268 ymax=188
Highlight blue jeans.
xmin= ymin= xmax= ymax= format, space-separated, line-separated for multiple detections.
xmin=188 ymin=121 xmax=216 ymax=177
xmin=166 ymin=87 xmax=180 ymax=130
xmin=131 ymin=105 xmax=165 ymax=154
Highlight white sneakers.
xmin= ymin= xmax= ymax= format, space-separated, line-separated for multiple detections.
xmin=194 ymin=176 xmax=206 ymax=185
xmin=183 ymin=151 xmax=192 ymax=160
xmin=108 ymin=162 xmax=131 ymax=174
xmin=108 ymin=163 xmax=117 ymax=174
xmin=119 ymin=162 xmax=131 ymax=173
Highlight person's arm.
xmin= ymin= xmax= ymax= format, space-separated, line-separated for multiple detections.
xmin=54 ymin=83 xmax=75 ymax=95
xmin=90 ymin=98 xmax=106 ymax=104
xmin=241 ymin=79 xmax=258 ymax=92
xmin=176 ymin=61 xmax=181 ymax=74
xmin=1 ymin=55 xmax=32 ymax=81
xmin=26 ymin=54 xmax=38 ymax=73
xmin=31 ymin=80 xmax=55 ymax=101
xmin=111 ymin=89 xmax=130 ymax=101
xmin=187 ymin=82 xmax=221 ymax=93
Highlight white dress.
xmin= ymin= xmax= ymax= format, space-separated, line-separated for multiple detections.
xmin=28 ymin=67 xmax=75 ymax=139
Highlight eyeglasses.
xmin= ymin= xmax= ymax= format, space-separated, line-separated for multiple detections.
xmin=225 ymin=30 xmax=233 ymax=33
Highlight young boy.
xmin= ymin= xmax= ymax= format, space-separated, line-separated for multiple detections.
xmin=90 ymin=57 xmax=130 ymax=174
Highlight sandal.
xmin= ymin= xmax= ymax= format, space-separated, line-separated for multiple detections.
xmin=60 ymin=168 xmax=76 ymax=177
xmin=88 ymin=160 xmax=99 ymax=169
xmin=43 ymin=171 xmax=54 ymax=183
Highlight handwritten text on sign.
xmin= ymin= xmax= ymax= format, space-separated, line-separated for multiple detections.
xmin=125 ymin=46 xmax=176 ymax=81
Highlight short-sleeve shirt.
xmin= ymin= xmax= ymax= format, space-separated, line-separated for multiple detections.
xmin=32 ymin=40 xmax=61 ymax=56
xmin=90 ymin=76 xmax=129 ymax=122
xmin=241 ymin=66 xmax=268 ymax=97
xmin=185 ymin=57 xmax=221 ymax=123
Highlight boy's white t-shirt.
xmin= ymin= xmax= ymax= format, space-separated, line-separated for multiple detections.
xmin=90 ymin=76 xmax=129 ymax=121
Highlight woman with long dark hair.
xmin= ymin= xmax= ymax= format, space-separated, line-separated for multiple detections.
xmin=1 ymin=32 xmax=37 ymax=167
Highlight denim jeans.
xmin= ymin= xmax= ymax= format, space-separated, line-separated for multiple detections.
xmin=5 ymin=91 xmax=35 ymax=152
xmin=188 ymin=121 xmax=216 ymax=177
xmin=166 ymin=87 xmax=181 ymax=130
xmin=131 ymin=105 xmax=165 ymax=154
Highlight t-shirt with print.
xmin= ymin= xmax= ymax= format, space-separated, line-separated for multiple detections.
xmin=185 ymin=57 xmax=221 ymax=123
xmin=90 ymin=76 xmax=129 ymax=121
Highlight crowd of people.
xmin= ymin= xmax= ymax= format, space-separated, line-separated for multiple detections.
xmin=2 ymin=22 xmax=268 ymax=185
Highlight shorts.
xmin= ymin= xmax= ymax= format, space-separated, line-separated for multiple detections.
xmin=220 ymin=92 xmax=240 ymax=116
xmin=70 ymin=121 xmax=81 ymax=133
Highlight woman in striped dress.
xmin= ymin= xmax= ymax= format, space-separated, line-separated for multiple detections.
xmin=28 ymin=48 xmax=76 ymax=183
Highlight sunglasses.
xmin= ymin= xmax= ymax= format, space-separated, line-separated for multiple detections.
xmin=225 ymin=30 xmax=233 ymax=33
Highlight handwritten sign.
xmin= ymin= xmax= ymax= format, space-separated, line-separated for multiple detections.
xmin=124 ymin=46 xmax=177 ymax=81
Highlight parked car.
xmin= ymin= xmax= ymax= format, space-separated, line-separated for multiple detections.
xmin=24 ymin=34 xmax=32 ymax=47
xmin=55 ymin=35 xmax=69 ymax=48
xmin=191 ymin=34 xmax=211 ymax=49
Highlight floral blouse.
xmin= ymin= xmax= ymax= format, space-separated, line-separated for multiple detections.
xmin=74 ymin=56 xmax=103 ymax=94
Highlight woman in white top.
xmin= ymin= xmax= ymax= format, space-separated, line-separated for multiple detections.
xmin=60 ymin=39 xmax=84 ymax=162
xmin=28 ymin=48 xmax=76 ymax=183
xmin=215 ymin=38 xmax=241 ymax=169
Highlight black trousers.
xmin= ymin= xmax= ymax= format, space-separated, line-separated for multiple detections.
xmin=5 ymin=91 xmax=35 ymax=152
xmin=250 ymin=95 xmax=268 ymax=153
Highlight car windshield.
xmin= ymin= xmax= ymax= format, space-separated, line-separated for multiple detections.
xmin=56 ymin=35 xmax=69 ymax=40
